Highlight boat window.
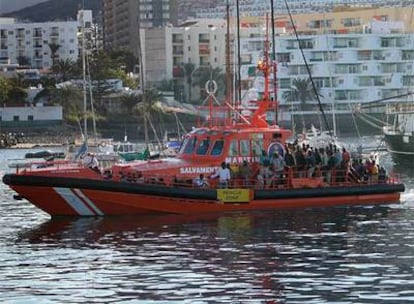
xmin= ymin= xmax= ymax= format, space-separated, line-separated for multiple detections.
xmin=179 ymin=138 xmax=188 ymax=154
xmin=228 ymin=139 xmax=238 ymax=156
xmin=240 ymin=140 xmax=250 ymax=156
xmin=196 ymin=137 xmax=210 ymax=155
xmin=196 ymin=129 xmax=207 ymax=135
xmin=211 ymin=139 xmax=224 ymax=156
xmin=181 ymin=136 xmax=197 ymax=154
xmin=272 ymin=132 xmax=282 ymax=139
xmin=252 ymin=138 xmax=263 ymax=156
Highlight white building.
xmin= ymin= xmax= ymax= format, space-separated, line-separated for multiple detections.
xmin=196 ymin=0 xmax=414 ymax=18
xmin=236 ymin=20 xmax=414 ymax=131
xmin=141 ymin=19 xmax=227 ymax=102
xmin=0 ymin=106 xmax=62 ymax=128
xmin=0 ymin=10 xmax=93 ymax=69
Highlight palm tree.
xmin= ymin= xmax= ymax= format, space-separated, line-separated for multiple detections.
xmin=192 ymin=66 xmax=225 ymax=100
xmin=183 ymin=62 xmax=195 ymax=102
xmin=283 ymin=77 xmax=323 ymax=109
xmin=48 ymin=43 xmax=61 ymax=66
xmin=283 ymin=77 xmax=321 ymax=131
xmin=52 ymin=85 xmax=90 ymax=137
xmin=52 ymin=58 xmax=78 ymax=81
xmin=132 ymin=87 xmax=163 ymax=147
xmin=7 ymin=75 xmax=28 ymax=105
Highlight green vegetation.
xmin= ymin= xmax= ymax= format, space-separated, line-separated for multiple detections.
xmin=1 ymin=48 xmax=195 ymax=140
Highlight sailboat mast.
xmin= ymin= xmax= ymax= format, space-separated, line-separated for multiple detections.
xmin=81 ymin=2 xmax=88 ymax=143
xmin=225 ymin=0 xmax=233 ymax=104
xmin=236 ymin=0 xmax=241 ymax=105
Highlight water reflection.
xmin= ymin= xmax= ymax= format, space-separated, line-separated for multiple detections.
xmin=18 ymin=207 xmax=390 ymax=246
xmin=5 ymin=206 xmax=414 ymax=302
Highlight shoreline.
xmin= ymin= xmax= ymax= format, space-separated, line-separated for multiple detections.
xmin=6 ymin=143 xmax=64 ymax=149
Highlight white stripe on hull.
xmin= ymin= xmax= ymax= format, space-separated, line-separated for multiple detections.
xmin=73 ymin=189 xmax=104 ymax=215
xmin=54 ymin=187 xmax=99 ymax=216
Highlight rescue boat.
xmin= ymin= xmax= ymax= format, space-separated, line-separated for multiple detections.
xmin=2 ymin=22 xmax=405 ymax=217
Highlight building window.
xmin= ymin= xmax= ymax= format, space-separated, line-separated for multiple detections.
xmin=28 ymin=115 xmax=34 ymax=121
xmin=342 ymin=18 xmax=361 ymax=27
xmin=13 ymin=115 xmax=19 ymax=121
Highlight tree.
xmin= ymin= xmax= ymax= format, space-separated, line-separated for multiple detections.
xmin=183 ymin=62 xmax=195 ymax=102
xmin=7 ymin=75 xmax=28 ymax=105
xmin=52 ymin=58 xmax=78 ymax=81
xmin=48 ymin=43 xmax=61 ymax=66
xmin=49 ymin=85 xmax=88 ymax=136
xmin=120 ymin=92 xmax=140 ymax=115
xmin=283 ymin=77 xmax=322 ymax=130
xmin=132 ymin=87 xmax=163 ymax=147
xmin=0 ymin=77 xmax=10 ymax=105
xmin=192 ymin=66 xmax=225 ymax=101
xmin=285 ymin=78 xmax=320 ymax=108
xmin=109 ymin=49 xmax=139 ymax=73
xmin=157 ymin=78 xmax=174 ymax=92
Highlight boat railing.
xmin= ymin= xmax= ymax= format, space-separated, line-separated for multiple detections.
xmin=14 ymin=159 xmax=84 ymax=174
xmin=122 ymin=167 xmax=400 ymax=191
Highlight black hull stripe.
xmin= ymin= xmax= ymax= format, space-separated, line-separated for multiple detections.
xmin=3 ymin=174 xmax=405 ymax=201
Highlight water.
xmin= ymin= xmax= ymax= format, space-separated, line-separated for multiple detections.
xmin=1 ymin=147 xmax=414 ymax=303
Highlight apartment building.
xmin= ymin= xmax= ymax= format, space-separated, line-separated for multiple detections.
xmin=0 ymin=11 xmax=94 ymax=69
xmin=102 ymin=0 xmax=178 ymax=58
xmin=140 ymin=19 xmax=227 ymax=102
xmin=196 ymin=0 xmax=414 ymax=18
xmin=0 ymin=19 xmax=77 ymax=69
xmin=236 ymin=20 xmax=414 ymax=131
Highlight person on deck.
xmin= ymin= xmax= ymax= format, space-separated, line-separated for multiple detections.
xmin=194 ymin=174 xmax=209 ymax=188
xmin=239 ymin=160 xmax=253 ymax=187
xmin=306 ymin=149 xmax=316 ymax=178
xmin=210 ymin=162 xmax=231 ymax=188
xmin=259 ymin=150 xmax=272 ymax=185
xmin=271 ymin=151 xmax=285 ymax=184
xmin=82 ymin=152 xmax=100 ymax=173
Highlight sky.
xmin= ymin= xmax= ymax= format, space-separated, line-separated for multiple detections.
xmin=0 ymin=0 xmax=48 ymax=14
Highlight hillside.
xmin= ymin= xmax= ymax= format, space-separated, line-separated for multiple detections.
xmin=2 ymin=0 xmax=102 ymax=22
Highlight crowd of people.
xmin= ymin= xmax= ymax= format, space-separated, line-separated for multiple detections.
xmin=107 ymin=142 xmax=388 ymax=190
xmin=0 ymin=132 xmax=25 ymax=148
xmin=206 ymin=143 xmax=388 ymax=189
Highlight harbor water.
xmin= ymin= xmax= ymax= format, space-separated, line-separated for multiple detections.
xmin=1 ymin=146 xmax=414 ymax=303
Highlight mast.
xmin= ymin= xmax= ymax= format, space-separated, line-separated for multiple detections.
xmin=137 ymin=18 xmax=149 ymax=149
xmin=236 ymin=0 xmax=241 ymax=105
xmin=81 ymin=3 xmax=88 ymax=143
xmin=225 ymin=0 xmax=233 ymax=104
xmin=251 ymin=13 xmax=272 ymax=128
xmin=270 ymin=0 xmax=278 ymax=124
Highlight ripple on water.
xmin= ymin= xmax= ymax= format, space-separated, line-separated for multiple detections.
xmin=0 ymin=155 xmax=414 ymax=302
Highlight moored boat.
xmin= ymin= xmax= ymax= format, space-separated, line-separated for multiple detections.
xmin=383 ymin=103 xmax=414 ymax=163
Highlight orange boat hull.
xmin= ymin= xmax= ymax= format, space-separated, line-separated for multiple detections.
xmin=9 ymin=184 xmax=402 ymax=217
